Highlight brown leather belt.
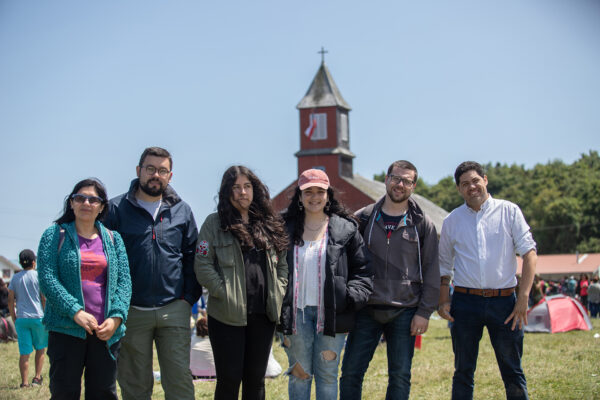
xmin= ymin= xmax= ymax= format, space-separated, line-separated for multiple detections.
xmin=454 ymin=286 xmax=515 ymax=297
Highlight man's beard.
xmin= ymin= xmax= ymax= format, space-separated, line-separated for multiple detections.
xmin=387 ymin=187 xmax=410 ymax=204
xmin=139 ymin=178 xmax=166 ymax=197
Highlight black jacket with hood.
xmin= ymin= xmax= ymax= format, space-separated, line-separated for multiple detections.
xmin=279 ymin=213 xmax=373 ymax=337
xmin=105 ymin=179 xmax=202 ymax=308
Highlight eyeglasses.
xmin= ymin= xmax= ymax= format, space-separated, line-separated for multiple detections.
xmin=71 ymin=194 xmax=104 ymax=205
xmin=387 ymin=175 xmax=415 ymax=187
xmin=142 ymin=165 xmax=170 ymax=177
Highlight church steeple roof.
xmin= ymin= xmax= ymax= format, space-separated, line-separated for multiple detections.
xmin=296 ymin=62 xmax=351 ymax=111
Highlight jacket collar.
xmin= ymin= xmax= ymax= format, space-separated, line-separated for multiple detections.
xmin=125 ymin=178 xmax=181 ymax=209
xmin=327 ymin=213 xmax=357 ymax=244
xmin=285 ymin=213 xmax=357 ymax=248
xmin=373 ymin=195 xmax=424 ymax=227
xmin=60 ymin=220 xmax=106 ymax=243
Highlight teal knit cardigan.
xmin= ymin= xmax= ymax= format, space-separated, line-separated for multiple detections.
xmin=37 ymin=221 xmax=131 ymax=352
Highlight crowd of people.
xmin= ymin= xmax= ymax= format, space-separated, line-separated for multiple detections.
xmin=4 ymin=148 xmax=550 ymax=400
xmin=529 ymin=273 xmax=600 ymax=318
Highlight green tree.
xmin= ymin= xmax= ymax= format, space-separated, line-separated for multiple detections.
xmin=374 ymin=171 xmax=385 ymax=183
xmin=373 ymin=150 xmax=600 ymax=254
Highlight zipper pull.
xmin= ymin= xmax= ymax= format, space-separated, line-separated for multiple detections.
xmin=152 ymin=227 xmax=156 ymax=240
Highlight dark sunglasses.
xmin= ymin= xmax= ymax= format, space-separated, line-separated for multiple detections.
xmin=71 ymin=194 xmax=104 ymax=205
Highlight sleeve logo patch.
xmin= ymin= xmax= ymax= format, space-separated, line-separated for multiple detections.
xmin=197 ymin=240 xmax=209 ymax=256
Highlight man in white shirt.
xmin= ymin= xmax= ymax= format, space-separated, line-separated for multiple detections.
xmin=438 ymin=161 xmax=537 ymax=400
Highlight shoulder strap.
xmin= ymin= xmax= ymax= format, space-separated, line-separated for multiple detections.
xmin=57 ymin=227 xmax=114 ymax=255
xmin=107 ymin=229 xmax=115 ymax=244
xmin=417 ymin=218 xmax=429 ymax=248
xmin=358 ymin=203 xmax=376 ymax=236
xmin=57 ymin=228 xmax=66 ymax=255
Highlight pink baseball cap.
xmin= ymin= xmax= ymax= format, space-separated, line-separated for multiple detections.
xmin=298 ymin=169 xmax=330 ymax=190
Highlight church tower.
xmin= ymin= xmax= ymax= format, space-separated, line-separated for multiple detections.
xmin=271 ymin=52 xmax=448 ymax=229
xmin=295 ymin=58 xmax=355 ymax=178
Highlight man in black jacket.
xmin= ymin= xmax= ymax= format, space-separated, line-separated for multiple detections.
xmin=105 ymin=147 xmax=201 ymax=400
xmin=340 ymin=160 xmax=440 ymax=400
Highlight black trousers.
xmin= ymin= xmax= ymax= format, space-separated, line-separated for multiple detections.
xmin=208 ymin=314 xmax=275 ymax=400
xmin=47 ymin=331 xmax=120 ymax=400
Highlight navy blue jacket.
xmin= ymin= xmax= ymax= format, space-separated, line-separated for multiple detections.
xmin=105 ymin=179 xmax=201 ymax=307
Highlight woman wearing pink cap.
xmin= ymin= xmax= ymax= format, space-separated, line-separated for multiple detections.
xmin=278 ymin=169 xmax=373 ymax=400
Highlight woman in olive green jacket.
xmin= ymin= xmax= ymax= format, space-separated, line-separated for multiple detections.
xmin=194 ymin=165 xmax=288 ymax=400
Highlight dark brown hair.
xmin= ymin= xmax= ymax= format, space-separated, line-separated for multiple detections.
xmin=195 ymin=318 xmax=209 ymax=337
xmin=283 ymin=186 xmax=352 ymax=247
xmin=217 ymin=166 xmax=288 ymax=252
xmin=387 ymin=160 xmax=418 ymax=182
xmin=454 ymin=161 xmax=485 ymax=186
xmin=138 ymin=147 xmax=173 ymax=170
xmin=55 ymin=178 xmax=108 ymax=225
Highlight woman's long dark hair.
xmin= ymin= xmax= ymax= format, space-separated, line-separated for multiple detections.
xmin=55 ymin=178 xmax=108 ymax=225
xmin=283 ymin=186 xmax=352 ymax=246
xmin=217 ymin=166 xmax=287 ymax=253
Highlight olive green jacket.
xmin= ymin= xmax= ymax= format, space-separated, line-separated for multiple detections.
xmin=194 ymin=213 xmax=288 ymax=326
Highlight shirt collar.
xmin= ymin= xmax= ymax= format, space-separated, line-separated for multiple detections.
xmin=480 ymin=194 xmax=493 ymax=211
xmin=465 ymin=194 xmax=493 ymax=213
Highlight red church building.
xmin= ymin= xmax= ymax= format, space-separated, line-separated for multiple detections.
xmin=272 ymin=60 xmax=448 ymax=231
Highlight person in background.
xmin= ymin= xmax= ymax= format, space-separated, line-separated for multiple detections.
xmin=567 ymin=276 xmax=577 ymax=298
xmin=0 ymin=279 xmax=10 ymax=317
xmin=8 ymin=249 xmax=47 ymax=388
xmin=192 ymin=289 xmax=208 ymax=323
xmin=190 ymin=317 xmax=215 ymax=379
xmin=37 ymin=178 xmax=131 ymax=399
xmin=579 ymin=274 xmax=589 ymax=308
xmin=279 ymin=169 xmax=372 ymax=400
xmin=529 ymin=275 xmax=544 ymax=307
xmin=105 ymin=147 xmax=201 ymax=400
xmin=560 ymin=277 xmax=568 ymax=295
xmin=538 ymin=276 xmax=547 ymax=297
xmin=587 ymin=277 xmax=600 ymax=318
xmin=0 ymin=279 xmax=18 ymax=343
xmin=195 ymin=165 xmax=288 ymax=400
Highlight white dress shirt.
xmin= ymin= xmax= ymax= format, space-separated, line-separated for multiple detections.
xmin=439 ymin=195 xmax=536 ymax=289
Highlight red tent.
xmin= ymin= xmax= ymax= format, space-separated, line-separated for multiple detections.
xmin=525 ymin=294 xmax=592 ymax=333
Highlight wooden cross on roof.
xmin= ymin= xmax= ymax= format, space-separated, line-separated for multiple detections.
xmin=318 ymin=46 xmax=328 ymax=63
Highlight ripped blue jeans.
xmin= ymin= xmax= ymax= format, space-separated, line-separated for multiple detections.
xmin=280 ymin=306 xmax=346 ymax=400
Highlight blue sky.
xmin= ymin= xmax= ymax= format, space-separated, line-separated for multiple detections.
xmin=1 ymin=0 xmax=599 ymax=259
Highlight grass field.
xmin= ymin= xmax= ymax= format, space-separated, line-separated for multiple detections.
xmin=1 ymin=317 xmax=599 ymax=399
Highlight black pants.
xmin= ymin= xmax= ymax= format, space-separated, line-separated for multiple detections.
xmin=47 ymin=331 xmax=120 ymax=400
xmin=208 ymin=314 xmax=275 ymax=400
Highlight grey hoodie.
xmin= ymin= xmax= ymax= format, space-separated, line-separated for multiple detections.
xmin=356 ymin=197 xmax=440 ymax=319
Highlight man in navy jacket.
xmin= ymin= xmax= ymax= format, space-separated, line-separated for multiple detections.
xmin=105 ymin=147 xmax=201 ymax=400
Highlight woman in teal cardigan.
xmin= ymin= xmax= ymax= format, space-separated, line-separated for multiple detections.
xmin=37 ymin=178 xmax=131 ymax=400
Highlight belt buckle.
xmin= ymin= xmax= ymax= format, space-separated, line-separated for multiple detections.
xmin=482 ymin=289 xmax=495 ymax=297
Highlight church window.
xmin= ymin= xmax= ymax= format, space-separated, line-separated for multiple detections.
xmin=310 ymin=113 xmax=327 ymax=140
xmin=339 ymin=113 xmax=349 ymax=142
